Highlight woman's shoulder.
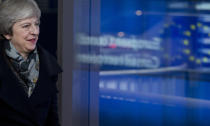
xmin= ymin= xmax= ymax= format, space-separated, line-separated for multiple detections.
xmin=37 ymin=44 xmax=62 ymax=76
xmin=37 ymin=45 xmax=57 ymax=61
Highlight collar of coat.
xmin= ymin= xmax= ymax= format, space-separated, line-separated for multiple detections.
xmin=36 ymin=44 xmax=62 ymax=77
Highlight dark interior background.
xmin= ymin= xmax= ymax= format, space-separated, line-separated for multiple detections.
xmin=35 ymin=0 xmax=58 ymax=57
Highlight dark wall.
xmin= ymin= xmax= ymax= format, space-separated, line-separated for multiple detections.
xmin=39 ymin=13 xmax=58 ymax=57
xmin=36 ymin=0 xmax=58 ymax=57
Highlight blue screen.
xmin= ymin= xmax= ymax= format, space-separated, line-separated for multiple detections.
xmin=99 ymin=73 xmax=210 ymax=125
xmin=95 ymin=0 xmax=210 ymax=125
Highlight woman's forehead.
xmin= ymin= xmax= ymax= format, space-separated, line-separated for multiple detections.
xmin=16 ymin=17 xmax=39 ymax=24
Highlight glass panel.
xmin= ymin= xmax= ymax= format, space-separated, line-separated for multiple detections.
xmin=75 ymin=0 xmax=210 ymax=125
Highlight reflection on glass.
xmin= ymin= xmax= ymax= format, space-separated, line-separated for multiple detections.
xmin=75 ymin=0 xmax=210 ymax=125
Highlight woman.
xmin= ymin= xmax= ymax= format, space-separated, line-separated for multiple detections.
xmin=0 ymin=0 xmax=62 ymax=126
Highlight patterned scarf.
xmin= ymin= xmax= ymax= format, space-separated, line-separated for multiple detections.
xmin=4 ymin=41 xmax=39 ymax=97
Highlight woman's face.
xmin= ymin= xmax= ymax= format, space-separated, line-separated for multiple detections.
xmin=4 ymin=17 xmax=40 ymax=54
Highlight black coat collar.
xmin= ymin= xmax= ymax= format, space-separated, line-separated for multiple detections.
xmin=37 ymin=44 xmax=62 ymax=77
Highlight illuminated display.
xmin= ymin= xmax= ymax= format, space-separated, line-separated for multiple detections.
xmin=74 ymin=0 xmax=210 ymax=125
xmin=99 ymin=71 xmax=210 ymax=125
xmin=75 ymin=1 xmax=210 ymax=71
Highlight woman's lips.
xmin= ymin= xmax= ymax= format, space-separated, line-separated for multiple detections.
xmin=28 ymin=38 xmax=37 ymax=44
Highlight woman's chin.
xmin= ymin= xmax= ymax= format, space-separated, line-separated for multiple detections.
xmin=26 ymin=45 xmax=36 ymax=52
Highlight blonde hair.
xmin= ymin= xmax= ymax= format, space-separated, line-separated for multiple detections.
xmin=0 ymin=0 xmax=41 ymax=40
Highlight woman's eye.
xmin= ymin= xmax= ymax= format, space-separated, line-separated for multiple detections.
xmin=22 ymin=25 xmax=30 ymax=28
xmin=35 ymin=22 xmax=40 ymax=26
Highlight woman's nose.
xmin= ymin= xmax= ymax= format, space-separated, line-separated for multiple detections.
xmin=29 ymin=25 xmax=39 ymax=35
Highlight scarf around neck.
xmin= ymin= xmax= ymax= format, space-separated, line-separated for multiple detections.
xmin=4 ymin=41 xmax=39 ymax=97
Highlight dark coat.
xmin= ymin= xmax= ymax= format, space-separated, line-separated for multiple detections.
xmin=0 ymin=44 xmax=62 ymax=126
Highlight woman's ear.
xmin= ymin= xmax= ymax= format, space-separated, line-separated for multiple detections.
xmin=3 ymin=34 xmax=12 ymax=40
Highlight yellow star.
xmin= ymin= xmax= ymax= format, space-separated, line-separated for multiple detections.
xmin=196 ymin=59 xmax=201 ymax=64
xmin=197 ymin=22 xmax=202 ymax=27
xmin=189 ymin=56 xmax=195 ymax=61
xmin=203 ymin=57 xmax=208 ymax=63
xmin=183 ymin=49 xmax=190 ymax=54
xmin=183 ymin=39 xmax=189 ymax=45
xmin=183 ymin=31 xmax=191 ymax=37
xmin=190 ymin=24 xmax=196 ymax=30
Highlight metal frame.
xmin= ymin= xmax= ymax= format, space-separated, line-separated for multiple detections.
xmin=58 ymin=0 xmax=100 ymax=126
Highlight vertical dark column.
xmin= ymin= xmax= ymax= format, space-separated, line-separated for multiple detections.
xmin=57 ymin=0 xmax=63 ymax=124
xmin=89 ymin=0 xmax=100 ymax=126
xmin=58 ymin=0 xmax=74 ymax=125
xmin=58 ymin=0 xmax=100 ymax=126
